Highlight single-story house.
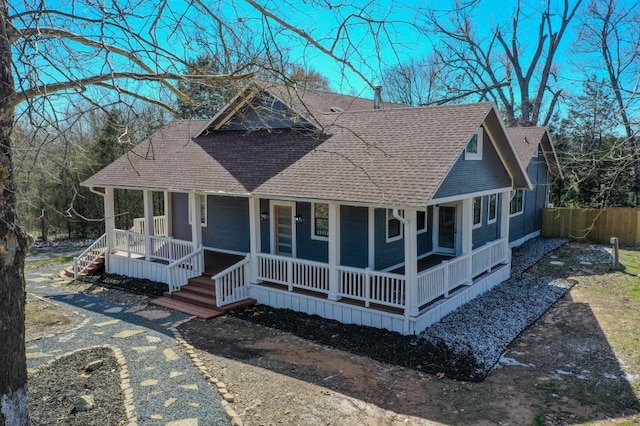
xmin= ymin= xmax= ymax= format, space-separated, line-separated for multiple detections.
xmin=78 ymin=82 xmax=560 ymax=335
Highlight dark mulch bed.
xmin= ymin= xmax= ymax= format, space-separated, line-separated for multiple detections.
xmin=230 ymin=238 xmax=572 ymax=382
xmin=81 ymin=272 xmax=168 ymax=297
xmin=230 ymin=306 xmax=480 ymax=380
xmin=28 ymin=347 xmax=127 ymax=425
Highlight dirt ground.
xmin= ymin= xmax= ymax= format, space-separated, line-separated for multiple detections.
xmin=178 ymin=243 xmax=640 ymax=425
xmin=25 ymin=242 xmax=640 ymax=425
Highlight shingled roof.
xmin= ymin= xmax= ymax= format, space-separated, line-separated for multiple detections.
xmin=83 ymin=87 xmax=531 ymax=208
xmin=507 ymin=126 xmax=563 ymax=178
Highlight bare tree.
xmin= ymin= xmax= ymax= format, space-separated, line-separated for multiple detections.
xmin=573 ymin=0 xmax=640 ymax=200
xmin=0 ymin=1 xmax=407 ymax=422
xmin=382 ymin=56 xmax=446 ymax=106
xmin=424 ymin=0 xmax=583 ymax=126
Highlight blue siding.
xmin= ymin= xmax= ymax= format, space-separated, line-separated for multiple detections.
xmin=260 ymin=198 xmax=270 ymax=253
xmin=510 ymin=147 xmax=549 ymax=242
xmin=296 ymin=202 xmax=328 ymax=262
xmin=202 ymin=196 xmax=250 ymax=252
xmin=472 ymin=195 xmax=500 ymax=248
xmin=340 ymin=206 xmax=368 ymax=268
xmin=374 ymin=208 xmax=404 ymax=270
xmin=434 ymin=128 xmax=512 ymax=199
xmin=171 ymin=192 xmax=191 ymax=241
xmin=417 ymin=207 xmax=434 ymax=256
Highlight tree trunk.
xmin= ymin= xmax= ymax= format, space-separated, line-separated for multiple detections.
xmin=0 ymin=0 xmax=30 ymax=423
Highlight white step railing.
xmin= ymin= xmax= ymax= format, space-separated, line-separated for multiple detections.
xmin=131 ymin=216 xmax=166 ymax=236
xmin=166 ymin=245 xmax=204 ymax=292
xmin=257 ymin=253 xmax=330 ymax=294
xmin=73 ymin=233 xmax=108 ymax=278
xmin=213 ymin=255 xmax=251 ymax=307
xmin=337 ymin=266 xmax=406 ymax=309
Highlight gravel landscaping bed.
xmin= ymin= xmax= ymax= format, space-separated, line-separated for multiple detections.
xmin=80 ymin=272 xmax=169 ymax=297
xmin=232 ymin=237 xmax=572 ymax=381
xmin=28 ymin=347 xmax=126 ymax=425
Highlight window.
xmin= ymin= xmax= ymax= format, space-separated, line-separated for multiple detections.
xmin=312 ymin=203 xmax=329 ymax=240
xmin=487 ymin=194 xmax=497 ymax=224
xmin=188 ymin=194 xmax=207 ymax=227
xmin=465 ymin=127 xmax=483 ymax=160
xmin=417 ymin=210 xmax=427 ymax=233
xmin=386 ymin=209 xmax=403 ymax=242
xmin=510 ymin=190 xmax=524 ymax=216
xmin=472 ymin=196 xmax=482 ymax=228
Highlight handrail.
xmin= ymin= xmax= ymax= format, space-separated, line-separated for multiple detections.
xmin=212 ymin=255 xmax=250 ymax=280
xmin=73 ymin=233 xmax=108 ymax=278
xmin=168 ymin=245 xmax=203 ymax=268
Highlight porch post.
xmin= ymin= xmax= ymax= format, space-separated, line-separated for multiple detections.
xmin=248 ymin=197 xmax=261 ymax=283
xmin=164 ymin=191 xmax=172 ymax=237
xmin=189 ymin=192 xmax=202 ymax=249
xmin=403 ymin=209 xmax=419 ymax=317
xmin=143 ymin=190 xmax=154 ymax=261
xmin=328 ymin=203 xmax=341 ymax=301
xmin=500 ymin=190 xmax=510 ymax=240
xmin=104 ymin=187 xmax=115 ymax=269
xmin=368 ymin=207 xmax=375 ymax=268
xmin=461 ymin=198 xmax=473 ymax=283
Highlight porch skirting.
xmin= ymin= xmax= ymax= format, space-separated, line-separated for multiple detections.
xmin=249 ymin=263 xmax=511 ymax=335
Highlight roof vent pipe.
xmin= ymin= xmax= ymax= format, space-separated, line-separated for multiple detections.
xmin=373 ymin=85 xmax=382 ymax=110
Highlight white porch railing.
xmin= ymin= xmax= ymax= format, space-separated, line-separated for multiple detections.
xmin=112 ymin=230 xmax=193 ymax=263
xmin=417 ymin=238 xmax=509 ymax=307
xmin=166 ymin=245 xmax=204 ymax=292
xmin=213 ymin=255 xmax=251 ymax=307
xmin=131 ymin=216 xmax=166 ymax=236
xmin=73 ymin=233 xmax=108 ymax=278
xmin=257 ymin=253 xmax=330 ymax=294
xmin=337 ymin=266 xmax=406 ymax=309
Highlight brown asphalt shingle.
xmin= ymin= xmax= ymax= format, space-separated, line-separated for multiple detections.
xmin=83 ymin=101 xmax=496 ymax=208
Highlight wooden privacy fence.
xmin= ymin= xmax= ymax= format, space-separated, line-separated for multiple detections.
xmin=542 ymin=207 xmax=640 ymax=245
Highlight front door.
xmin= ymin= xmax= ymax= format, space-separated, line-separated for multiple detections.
xmin=437 ymin=205 xmax=457 ymax=254
xmin=274 ymin=205 xmax=293 ymax=257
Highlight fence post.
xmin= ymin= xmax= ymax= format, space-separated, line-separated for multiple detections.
xmin=610 ymin=237 xmax=620 ymax=270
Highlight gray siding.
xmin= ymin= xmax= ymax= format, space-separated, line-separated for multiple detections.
xmin=434 ymin=128 xmax=512 ymax=199
xmin=202 ymin=196 xmax=250 ymax=253
xmin=509 ymin=147 xmax=549 ymax=242
xmin=340 ymin=205 xmax=368 ymax=268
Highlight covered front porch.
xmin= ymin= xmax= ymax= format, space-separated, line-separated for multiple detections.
xmin=76 ymin=187 xmax=513 ymax=334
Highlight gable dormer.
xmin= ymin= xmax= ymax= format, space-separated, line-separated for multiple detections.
xmin=197 ymin=85 xmax=319 ymax=136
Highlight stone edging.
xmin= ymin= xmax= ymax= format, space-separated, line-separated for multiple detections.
xmin=27 ymin=344 xmax=138 ymax=426
xmin=169 ymin=318 xmax=243 ymax=426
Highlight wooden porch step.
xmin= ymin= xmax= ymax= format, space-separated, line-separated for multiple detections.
xmin=187 ymin=275 xmax=216 ymax=288
xmin=170 ymin=290 xmax=218 ymax=309
xmin=149 ymin=297 xmax=226 ymax=319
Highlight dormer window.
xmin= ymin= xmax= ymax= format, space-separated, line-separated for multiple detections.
xmin=465 ymin=127 xmax=483 ymax=160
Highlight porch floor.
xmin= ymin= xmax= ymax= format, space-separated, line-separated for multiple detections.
xmin=203 ymin=251 xmax=245 ymax=276
xmin=391 ymin=253 xmax=454 ymax=274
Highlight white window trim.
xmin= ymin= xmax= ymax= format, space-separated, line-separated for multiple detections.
xmin=188 ymin=193 xmax=207 ymax=227
xmin=472 ymin=196 xmax=483 ymax=229
xmin=509 ymin=190 xmax=525 ymax=217
xmin=464 ymin=127 xmax=483 ymax=160
xmin=386 ymin=209 xmax=403 ymax=243
xmin=417 ymin=209 xmax=428 ymax=234
xmin=311 ymin=202 xmax=329 ymax=241
xmin=487 ymin=193 xmax=498 ymax=225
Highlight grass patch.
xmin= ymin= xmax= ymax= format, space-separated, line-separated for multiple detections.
xmin=25 ymin=255 xmax=74 ymax=272
xmin=620 ymin=248 xmax=640 ymax=277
